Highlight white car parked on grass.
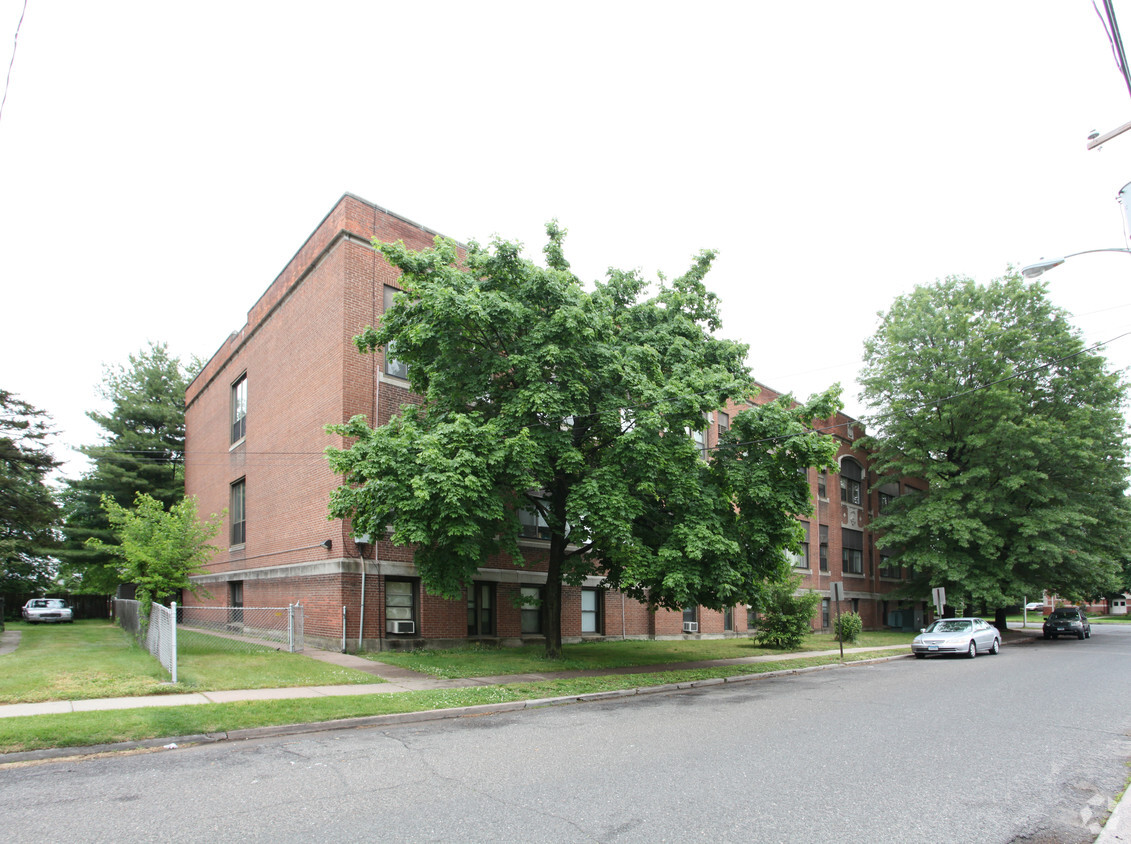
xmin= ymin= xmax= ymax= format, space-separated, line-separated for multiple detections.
xmin=21 ymin=598 xmax=74 ymax=624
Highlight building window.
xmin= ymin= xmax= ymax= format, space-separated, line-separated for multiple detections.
xmin=520 ymin=586 xmax=543 ymax=635
xmin=229 ymin=479 xmax=246 ymax=547
xmin=851 ymin=598 xmax=860 ymax=615
xmin=879 ymin=554 xmax=900 ymax=579
xmin=842 ymin=528 xmax=864 ymax=575
xmin=746 ymin=606 xmax=758 ymax=629
xmin=229 ymin=580 xmax=243 ymax=624
xmin=878 ymin=492 xmax=895 ymax=512
xmin=817 ymin=471 xmax=827 ymax=499
xmin=840 ymin=459 xmax=862 ymax=506
xmin=581 ymin=587 xmax=602 ymax=633
xmin=792 ymin=521 xmax=810 ymax=568
xmin=231 ymin=375 xmax=247 ymax=444
xmin=723 ymin=606 xmax=733 ymax=631
xmin=819 ymin=524 xmax=829 ymax=572
xmin=383 ymin=286 xmax=409 ymax=379
xmin=821 ymin=598 xmax=830 ymax=628
xmin=467 ymin=582 xmax=494 ymax=636
xmin=518 ymin=506 xmax=552 ymax=540
xmin=386 ymin=579 xmax=416 ymax=634
xmin=717 ymin=411 xmax=729 ymax=436
xmin=689 ymin=425 xmax=707 ymax=459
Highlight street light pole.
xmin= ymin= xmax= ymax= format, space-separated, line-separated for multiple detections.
xmin=1020 ymin=247 xmax=1131 ymax=279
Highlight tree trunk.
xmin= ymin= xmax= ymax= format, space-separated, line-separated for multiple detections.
xmin=544 ymin=537 xmax=565 ymax=659
xmin=993 ymin=606 xmax=1008 ymax=636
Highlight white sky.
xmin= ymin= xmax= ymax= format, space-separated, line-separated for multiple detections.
xmin=4 ymin=1 xmax=1131 ymax=476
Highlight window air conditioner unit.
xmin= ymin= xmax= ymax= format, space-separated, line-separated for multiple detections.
xmin=387 ymin=620 xmax=415 ymax=634
xmin=683 ymin=621 xmax=698 ymax=633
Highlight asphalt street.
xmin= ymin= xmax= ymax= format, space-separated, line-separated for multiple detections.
xmin=2 ymin=624 xmax=1129 ymax=843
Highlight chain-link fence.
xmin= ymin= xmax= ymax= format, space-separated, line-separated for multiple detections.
xmin=177 ymin=605 xmax=304 ymax=654
xmin=114 ymin=597 xmax=177 ymax=682
xmin=114 ymin=599 xmax=304 ymax=683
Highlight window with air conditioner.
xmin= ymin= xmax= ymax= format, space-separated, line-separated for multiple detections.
xmin=385 ymin=579 xmax=416 ymax=635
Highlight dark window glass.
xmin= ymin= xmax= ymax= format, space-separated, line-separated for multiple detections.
xmin=231 ymin=375 xmax=247 ymax=443
xmin=383 ymin=286 xmax=409 ymax=379
xmin=521 ymin=586 xmax=543 ymax=634
xmin=230 ymin=479 xmax=246 ymax=546
xmin=840 ymin=459 xmax=863 ymax=506
xmin=582 ymin=588 xmax=602 ymax=633
xmin=467 ymin=582 xmax=494 ymax=636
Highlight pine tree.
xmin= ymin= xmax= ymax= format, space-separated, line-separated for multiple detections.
xmin=0 ymin=390 xmax=61 ymax=593
xmin=58 ymin=343 xmax=198 ymax=594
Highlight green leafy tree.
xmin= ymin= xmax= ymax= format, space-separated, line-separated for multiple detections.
xmin=58 ymin=343 xmax=198 ymax=594
xmin=0 ymin=390 xmax=61 ymax=593
xmin=86 ymin=493 xmax=219 ymax=613
xmin=327 ymin=224 xmax=841 ymax=656
xmin=751 ymin=572 xmax=822 ymax=649
xmin=859 ymin=273 xmax=1129 ymax=628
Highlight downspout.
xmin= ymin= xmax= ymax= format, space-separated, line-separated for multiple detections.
xmin=358 ymin=226 xmax=379 ymax=654
xmin=358 ymin=555 xmax=366 ymax=651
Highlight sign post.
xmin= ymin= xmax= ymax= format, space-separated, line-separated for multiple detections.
xmin=831 ymin=581 xmax=844 ymax=659
xmin=932 ymin=586 xmax=946 ymax=619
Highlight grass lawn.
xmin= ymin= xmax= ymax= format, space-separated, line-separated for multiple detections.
xmin=363 ymin=630 xmax=914 ymax=679
xmin=0 ymin=620 xmax=379 ymax=705
xmin=0 ymin=649 xmax=899 ymax=755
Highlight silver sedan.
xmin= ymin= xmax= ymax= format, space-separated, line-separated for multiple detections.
xmin=911 ymin=617 xmax=1001 ymax=659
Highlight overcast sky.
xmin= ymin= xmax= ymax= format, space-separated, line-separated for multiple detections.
xmin=4 ymin=1 xmax=1131 ymax=476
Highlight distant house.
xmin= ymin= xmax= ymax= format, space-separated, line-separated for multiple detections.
xmin=183 ymin=194 xmax=923 ymax=650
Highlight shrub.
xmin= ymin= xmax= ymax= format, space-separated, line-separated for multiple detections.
xmin=753 ymin=576 xmax=822 ymax=649
xmin=834 ymin=610 xmax=863 ymax=643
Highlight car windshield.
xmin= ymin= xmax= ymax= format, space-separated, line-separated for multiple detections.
xmin=930 ymin=620 xmax=972 ymax=633
xmin=30 ymin=599 xmax=64 ymax=608
xmin=1050 ymin=610 xmax=1076 ymax=619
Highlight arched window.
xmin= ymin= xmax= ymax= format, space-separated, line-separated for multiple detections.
xmin=840 ymin=458 xmax=863 ymax=506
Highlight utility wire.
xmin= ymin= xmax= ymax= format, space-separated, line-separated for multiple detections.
xmin=0 ymin=0 xmax=27 ymax=128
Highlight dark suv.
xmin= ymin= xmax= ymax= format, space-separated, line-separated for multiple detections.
xmin=1043 ymin=607 xmax=1091 ymax=640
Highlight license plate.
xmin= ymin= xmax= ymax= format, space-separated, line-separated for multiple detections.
xmin=928 ymin=645 xmax=939 ymax=651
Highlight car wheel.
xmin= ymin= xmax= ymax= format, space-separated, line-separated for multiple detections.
xmin=1052 ymin=633 xmax=1059 ymax=639
xmin=1043 ymin=633 xmax=1051 ymax=639
xmin=990 ymin=638 xmax=1000 ymax=655
xmin=1085 ymin=629 xmax=1091 ymax=639
xmin=1078 ymin=630 xmax=1085 ymax=640
xmin=967 ymin=640 xmax=977 ymax=659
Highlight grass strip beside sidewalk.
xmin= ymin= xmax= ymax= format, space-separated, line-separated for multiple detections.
xmin=0 ymin=650 xmax=898 ymax=756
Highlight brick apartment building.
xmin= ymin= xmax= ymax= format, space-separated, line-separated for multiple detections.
xmin=183 ymin=194 xmax=926 ymax=651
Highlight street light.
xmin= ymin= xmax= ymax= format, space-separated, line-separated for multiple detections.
xmin=1020 ymin=247 xmax=1131 ymax=279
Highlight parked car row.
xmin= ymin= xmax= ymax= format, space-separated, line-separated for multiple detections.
xmin=912 ymin=607 xmax=1095 ymax=660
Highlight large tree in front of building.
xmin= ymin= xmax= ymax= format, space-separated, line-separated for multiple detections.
xmin=859 ymin=273 xmax=1129 ymax=626
xmin=0 ymin=390 xmax=61 ymax=593
xmin=327 ymin=224 xmax=841 ymax=657
xmin=58 ymin=343 xmax=197 ymax=594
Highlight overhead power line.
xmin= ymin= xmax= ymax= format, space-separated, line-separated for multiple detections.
xmin=0 ymin=0 xmax=27 ymax=128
